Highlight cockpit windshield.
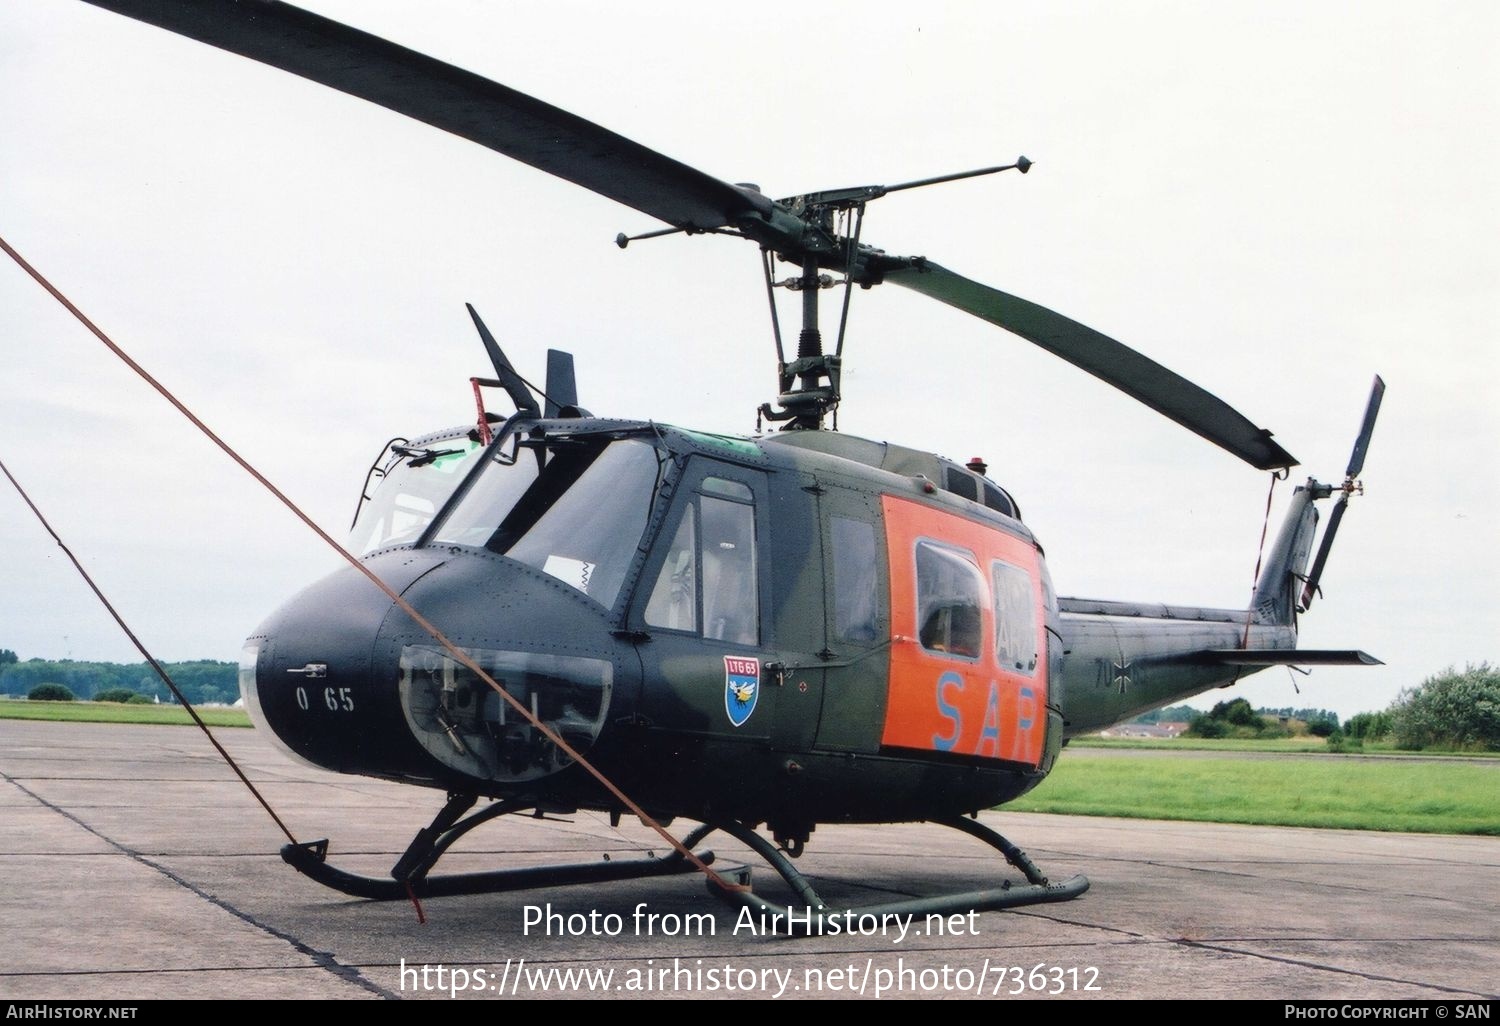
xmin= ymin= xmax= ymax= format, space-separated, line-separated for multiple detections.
xmin=430 ymin=435 xmax=663 ymax=610
xmin=349 ymin=435 xmax=484 ymax=555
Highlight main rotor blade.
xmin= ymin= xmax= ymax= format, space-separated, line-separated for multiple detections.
xmin=82 ymin=0 xmax=763 ymax=230
xmin=884 ymin=261 xmax=1297 ymax=471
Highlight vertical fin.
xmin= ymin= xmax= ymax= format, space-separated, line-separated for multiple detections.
xmin=1251 ymin=483 xmax=1319 ymax=626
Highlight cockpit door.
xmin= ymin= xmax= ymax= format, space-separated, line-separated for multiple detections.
xmin=629 ymin=460 xmax=776 ymax=742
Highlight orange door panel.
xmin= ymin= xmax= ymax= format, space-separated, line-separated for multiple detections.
xmin=880 ymin=495 xmax=1047 ymax=767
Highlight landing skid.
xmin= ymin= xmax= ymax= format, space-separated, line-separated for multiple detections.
xmin=280 ymin=792 xmax=713 ymax=900
xmin=684 ymin=816 xmax=1089 ymax=932
xmin=279 ymin=794 xmax=1087 ymax=924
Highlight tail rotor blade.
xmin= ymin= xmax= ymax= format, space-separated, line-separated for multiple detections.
xmin=1346 ymin=375 xmax=1385 ymax=478
xmin=1300 ymin=495 xmax=1347 ymax=611
xmin=1300 ymin=374 xmax=1385 ymax=611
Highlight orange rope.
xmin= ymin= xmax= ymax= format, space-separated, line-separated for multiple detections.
xmin=1233 ymin=470 xmax=1282 ymax=684
xmin=0 ymin=456 xmax=300 ymax=847
xmin=1 ymin=232 xmax=742 ymax=894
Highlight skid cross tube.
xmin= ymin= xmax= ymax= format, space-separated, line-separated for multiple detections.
xmin=686 ymin=818 xmax=1088 ymax=934
xmin=280 ymin=795 xmax=714 ymax=900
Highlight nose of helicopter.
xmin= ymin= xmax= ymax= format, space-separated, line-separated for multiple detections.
xmin=241 ymin=548 xmax=626 ymax=791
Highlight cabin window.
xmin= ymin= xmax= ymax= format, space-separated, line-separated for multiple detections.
xmin=430 ymin=434 xmax=540 ymax=549
xmin=644 ymin=477 xmax=759 ymax=645
xmin=350 ymin=438 xmax=483 ymax=554
xmin=915 ymin=540 xmax=984 ymax=659
xmin=645 ymin=509 xmax=697 ymax=632
xmin=701 ymin=477 xmax=753 ymax=502
xmin=701 ymin=494 xmax=758 ymax=644
xmin=504 ymin=440 xmax=660 ymax=608
xmin=831 ymin=515 xmax=879 ymax=642
xmin=982 ymin=482 xmax=1018 ymax=519
xmin=943 ymin=467 xmax=979 ymax=503
xmin=431 ymin=437 xmax=659 ymax=609
xmin=992 ymin=561 xmax=1038 ymax=674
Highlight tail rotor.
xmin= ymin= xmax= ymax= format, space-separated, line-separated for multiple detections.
xmin=1299 ymin=375 xmax=1385 ymax=611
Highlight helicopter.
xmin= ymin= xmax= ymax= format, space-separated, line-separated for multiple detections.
xmin=54 ymin=0 xmax=1384 ymax=924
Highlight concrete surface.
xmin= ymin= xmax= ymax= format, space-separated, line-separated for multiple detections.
xmin=1 ymin=719 xmax=1495 ymax=1001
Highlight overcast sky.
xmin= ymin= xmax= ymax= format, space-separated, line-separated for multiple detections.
xmin=1 ymin=1 xmax=1495 ymax=720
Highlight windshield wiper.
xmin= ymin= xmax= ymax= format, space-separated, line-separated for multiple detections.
xmin=393 ymin=445 xmax=463 ymax=468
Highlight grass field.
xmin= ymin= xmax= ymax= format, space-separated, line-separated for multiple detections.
xmin=1010 ymin=748 xmax=1500 ymax=835
xmin=1070 ymin=736 xmax=1500 ymax=758
xmin=0 ymin=699 xmax=251 ymax=728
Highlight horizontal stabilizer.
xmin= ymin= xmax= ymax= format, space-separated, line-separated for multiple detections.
xmin=1200 ymin=649 xmax=1383 ymax=667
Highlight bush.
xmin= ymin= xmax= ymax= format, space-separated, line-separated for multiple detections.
xmin=94 ymin=688 xmax=143 ymax=704
xmin=1306 ymin=713 xmax=1339 ymax=738
xmin=1186 ymin=714 xmax=1228 ymax=739
xmin=1186 ymin=697 xmax=1282 ymax=738
xmin=1257 ymin=719 xmax=1293 ymax=740
xmin=1391 ymin=663 xmax=1500 ymax=751
xmin=1214 ymin=698 xmax=1262 ymax=728
xmin=28 ymin=683 xmax=75 ymax=702
xmin=1325 ymin=731 xmax=1361 ymax=754
xmin=1344 ymin=710 xmax=1393 ymax=741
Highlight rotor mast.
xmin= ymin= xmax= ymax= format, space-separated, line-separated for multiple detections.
xmin=755 ymin=160 xmax=1032 ymax=431
xmin=759 ymin=254 xmax=841 ymax=431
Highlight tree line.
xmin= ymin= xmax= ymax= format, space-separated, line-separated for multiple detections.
xmin=1182 ymin=662 xmax=1499 ymax=751
xmin=1 ymin=656 xmax=240 ymax=706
